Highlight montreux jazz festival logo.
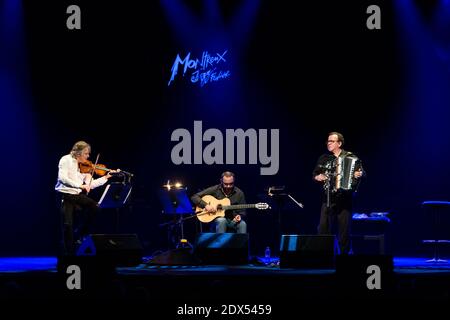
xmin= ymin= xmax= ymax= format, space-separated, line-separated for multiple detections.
xmin=167 ymin=50 xmax=231 ymax=87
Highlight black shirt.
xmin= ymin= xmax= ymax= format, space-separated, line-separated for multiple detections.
xmin=191 ymin=184 xmax=247 ymax=219
xmin=312 ymin=150 xmax=364 ymax=204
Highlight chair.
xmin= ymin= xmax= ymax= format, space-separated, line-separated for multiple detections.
xmin=422 ymin=201 xmax=450 ymax=263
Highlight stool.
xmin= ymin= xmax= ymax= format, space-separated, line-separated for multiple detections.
xmin=422 ymin=201 xmax=450 ymax=263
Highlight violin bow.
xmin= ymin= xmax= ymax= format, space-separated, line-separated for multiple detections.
xmin=86 ymin=153 xmax=100 ymax=195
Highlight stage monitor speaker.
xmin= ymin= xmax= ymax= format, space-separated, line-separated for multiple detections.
xmin=76 ymin=234 xmax=143 ymax=267
xmin=279 ymin=234 xmax=338 ymax=269
xmin=194 ymin=233 xmax=249 ymax=265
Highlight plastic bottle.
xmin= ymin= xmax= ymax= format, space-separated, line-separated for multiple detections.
xmin=264 ymin=246 xmax=271 ymax=265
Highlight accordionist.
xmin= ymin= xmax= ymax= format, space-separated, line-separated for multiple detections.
xmin=312 ymin=132 xmax=365 ymax=255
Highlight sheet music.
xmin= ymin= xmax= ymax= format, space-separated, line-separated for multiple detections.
xmin=98 ymin=184 xmax=111 ymax=206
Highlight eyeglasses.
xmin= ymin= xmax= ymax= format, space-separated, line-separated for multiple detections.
xmin=327 ymin=140 xmax=338 ymax=143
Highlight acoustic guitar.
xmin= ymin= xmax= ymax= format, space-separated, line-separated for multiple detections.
xmin=195 ymin=195 xmax=270 ymax=223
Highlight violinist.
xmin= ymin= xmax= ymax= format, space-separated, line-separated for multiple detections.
xmin=55 ymin=141 xmax=119 ymax=255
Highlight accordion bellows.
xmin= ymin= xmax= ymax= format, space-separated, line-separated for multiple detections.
xmin=335 ymin=155 xmax=359 ymax=191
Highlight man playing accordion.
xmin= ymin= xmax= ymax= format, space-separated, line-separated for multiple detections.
xmin=313 ymin=132 xmax=364 ymax=255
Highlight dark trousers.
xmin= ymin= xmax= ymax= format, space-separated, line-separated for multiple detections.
xmin=318 ymin=202 xmax=352 ymax=254
xmin=57 ymin=192 xmax=99 ymax=255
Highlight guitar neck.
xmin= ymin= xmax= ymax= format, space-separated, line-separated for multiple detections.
xmin=223 ymin=204 xmax=256 ymax=211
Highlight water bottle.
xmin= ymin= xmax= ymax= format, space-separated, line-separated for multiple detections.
xmin=264 ymin=246 xmax=271 ymax=265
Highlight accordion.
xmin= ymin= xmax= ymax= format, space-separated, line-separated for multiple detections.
xmin=335 ymin=155 xmax=359 ymax=191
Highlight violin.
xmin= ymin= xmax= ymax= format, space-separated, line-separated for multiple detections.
xmin=79 ymin=160 xmax=114 ymax=176
xmin=79 ymin=160 xmax=133 ymax=177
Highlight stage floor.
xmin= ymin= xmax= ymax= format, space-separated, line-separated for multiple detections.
xmin=2 ymin=256 xmax=449 ymax=272
xmin=1 ymin=256 xmax=450 ymax=299
xmin=1 ymin=256 xmax=449 ymax=317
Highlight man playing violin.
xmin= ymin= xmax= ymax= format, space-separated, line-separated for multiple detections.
xmin=55 ymin=141 xmax=119 ymax=255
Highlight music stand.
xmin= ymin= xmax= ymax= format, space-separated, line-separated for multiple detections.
xmin=158 ymin=188 xmax=194 ymax=215
xmin=98 ymin=182 xmax=132 ymax=232
xmin=158 ymin=188 xmax=195 ymax=249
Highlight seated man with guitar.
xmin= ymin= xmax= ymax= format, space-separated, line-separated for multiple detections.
xmin=191 ymin=171 xmax=248 ymax=233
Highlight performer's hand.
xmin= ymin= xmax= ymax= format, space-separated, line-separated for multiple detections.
xmin=81 ymin=184 xmax=91 ymax=193
xmin=205 ymin=204 xmax=216 ymax=213
xmin=233 ymin=215 xmax=241 ymax=223
xmin=314 ymin=174 xmax=328 ymax=182
xmin=354 ymin=169 xmax=363 ymax=179
xmin=105 ymin=169 xmax=120 ymax=179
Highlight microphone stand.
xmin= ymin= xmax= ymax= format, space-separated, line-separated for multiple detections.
xmin=267 ymin=186 xmax=304 ymax=256
xmin=322 ymin=159 xmax=337 ymax=209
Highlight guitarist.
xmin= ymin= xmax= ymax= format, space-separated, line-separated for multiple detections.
xmin=191 ymin=171 xmax=247 ymax=233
